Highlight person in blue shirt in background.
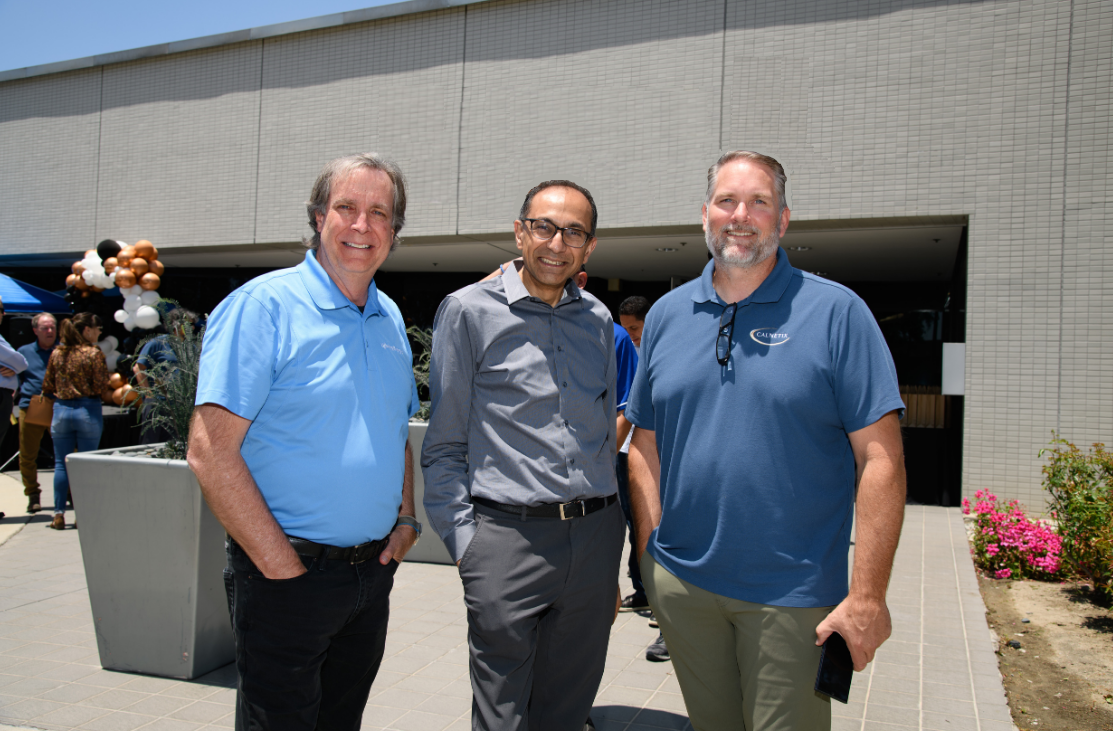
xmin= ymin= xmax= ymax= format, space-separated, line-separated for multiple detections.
xmin=14 ymin=312 xmax=55 ymax=513
xmin=133 ymin=307 xmax=197 ymax=445
xmin=188 ymin=153 xmax=421 ymax=731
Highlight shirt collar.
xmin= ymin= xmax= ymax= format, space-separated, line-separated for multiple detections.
xmin=297 ymin=249 xmax=383 ymax=316
xmin=690 ymin=247 xmax=793 ymax=306
xmin=502 ymin=261 xmax=582 ymax=307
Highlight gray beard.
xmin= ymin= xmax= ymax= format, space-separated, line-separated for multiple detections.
xmin=705 ymin=223 xmax=779 ymax=269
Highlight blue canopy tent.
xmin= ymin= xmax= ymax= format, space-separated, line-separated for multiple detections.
xmin=0 ymin=273 xmax=72 ymax=314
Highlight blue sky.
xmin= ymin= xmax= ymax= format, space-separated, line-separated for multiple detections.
xmin=0 ymin=0 xmax=396 ymax=73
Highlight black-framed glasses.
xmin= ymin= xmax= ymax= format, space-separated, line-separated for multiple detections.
xmin=716 ymin=303 xmax=737 ymax=366
xmin=521 ymin=218 xmax=593 ymax=248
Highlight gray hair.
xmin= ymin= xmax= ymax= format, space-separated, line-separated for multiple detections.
xmin=706 ymin=151 xmax=788 ymax=216
xmin=31 ymin=312 xmax=56 ymax=328
xmin=304 ymin=153 xmax=408 ymax=252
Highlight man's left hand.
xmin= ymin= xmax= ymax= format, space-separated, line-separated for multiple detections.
xmin=379 ymin=524 xmax=419 ymax=565
xmin=0 ymin=367 xmax=14 ymax=378
xmin=814 ymin=592 xmax=892 ymax=671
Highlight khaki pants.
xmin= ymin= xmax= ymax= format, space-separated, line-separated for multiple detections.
xmin=641 ymin=553 xmax=833 ymax=731
xmin=18 ymin=408 xmax=49 ymax=497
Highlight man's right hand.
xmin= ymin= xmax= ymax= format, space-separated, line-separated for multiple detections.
xmin=0 ymin=367 xmax=14 ymax=378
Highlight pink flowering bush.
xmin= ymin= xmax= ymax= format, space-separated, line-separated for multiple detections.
xmin=963 ymin=490 xmax=1062 ymax=580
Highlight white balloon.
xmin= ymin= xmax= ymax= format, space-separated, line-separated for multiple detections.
xmin=82 ymin=270 xmax=96 ymax=283
xmin=139 ymin=290 xmax=161 ymax=305
xmin=134 ymin=305 xmax=160 ymax=330
xmin=114 ymin=309 xmax=128 ymax=323
xmin=124 ymin=295 xmax=142 ymax=312
xmin=123 ymin=319 xmax=136 ymax=332
xmin=102 ymin=335 xmax=118 ymax=350
xmin=105 ymin=353 xmax=120 ymax=371
xmin=124 ymin=285 xmax=144 ymax=297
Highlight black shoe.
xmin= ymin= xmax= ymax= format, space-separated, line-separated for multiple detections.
xmin=27 ymin=493 xmax=41 ymax=513
xmin=646 ymin=633 xmax=670 ymax=662
xmin=584 ymin=717 xmax=596 ymax=731
xmin=619 ymin=593 xmax=650 ymax=612
xmin=648 ymin=612 xmax=659 ymax=628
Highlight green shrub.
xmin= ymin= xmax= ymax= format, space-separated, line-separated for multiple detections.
xmin=407 ymin=325 xmax=432 ymax=421
xmin=1041 ymin=435 xmax=1113 ymax=601
xmin=132 ymin=304 xmax=204 ymax=460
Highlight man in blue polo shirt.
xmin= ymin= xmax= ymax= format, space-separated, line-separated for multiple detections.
xmin=626 ymin=151 xmax=906 ymax=731
xmin=188 ymin=153 xmax=420 ymax=731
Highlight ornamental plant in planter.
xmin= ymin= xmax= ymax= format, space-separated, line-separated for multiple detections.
xmin=403 ymin=325 xmax=453 ymax=565
xmin=66 ymin=306 xmax=234 ymax=679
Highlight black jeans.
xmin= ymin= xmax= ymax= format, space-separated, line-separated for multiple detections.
xmin=225 ymin=538 xmax=398 ymax=731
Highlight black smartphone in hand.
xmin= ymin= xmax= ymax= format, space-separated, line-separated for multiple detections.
xmin=814 ymin=631 xmax=853 ymax=703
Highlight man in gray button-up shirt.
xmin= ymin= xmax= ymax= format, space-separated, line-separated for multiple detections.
xmin=422 ymin=180 xmax=623 ymax=731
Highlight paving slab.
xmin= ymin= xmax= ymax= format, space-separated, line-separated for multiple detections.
xmin=0 ymin=469 xmax=1014 ymax=731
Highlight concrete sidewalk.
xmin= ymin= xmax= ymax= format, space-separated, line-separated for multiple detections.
xmin=0 ymin=472 xmax=1016 ymax=731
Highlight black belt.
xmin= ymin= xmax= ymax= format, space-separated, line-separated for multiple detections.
xmin=286 ymin=536 xmax=388 ymax=565
xmin=473 ymin=494 xmax=617 ymax=520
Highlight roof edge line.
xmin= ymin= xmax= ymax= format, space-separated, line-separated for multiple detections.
xmin=0 ymin=0 xmax=490 ymax=84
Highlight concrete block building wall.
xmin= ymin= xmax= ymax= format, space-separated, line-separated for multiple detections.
xmin=0 ymin=69 xmax=102 ymax=254
xmin=0 ymin=0 xmax=1110 ymax=508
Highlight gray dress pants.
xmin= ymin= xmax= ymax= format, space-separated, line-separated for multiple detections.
xmin=459 ymin=499 xmax=624 ymax=731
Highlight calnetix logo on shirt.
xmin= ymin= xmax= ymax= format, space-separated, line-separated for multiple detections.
xmin=750 ymin=328 xmax=790 ymax=346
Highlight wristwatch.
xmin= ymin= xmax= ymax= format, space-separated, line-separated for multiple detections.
xmin=394 ymin=515 xmax=422 ymax=544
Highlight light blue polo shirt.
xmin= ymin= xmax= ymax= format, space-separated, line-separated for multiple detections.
xmin=626 ymin=248 xmax=904 ymax=607
xmin=196 ymin=250 xmax=419 ymax=547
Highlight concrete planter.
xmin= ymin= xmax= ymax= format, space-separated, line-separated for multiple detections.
xmin=405 ymin=421 xmax=453 ymax=565
xmin=67 ymin=445 xmax=233 ymax=680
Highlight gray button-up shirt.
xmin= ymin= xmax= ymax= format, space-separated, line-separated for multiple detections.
xmin=421 ymin=264 xmax=618 ymax=562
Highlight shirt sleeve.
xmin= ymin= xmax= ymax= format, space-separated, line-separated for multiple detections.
xmin=831 ymin=297 xmax=906 ymax=434
xmin=91 ymin=349 xmax=110 ymax=394
xmin=625 ymin=307 xmax=657 ymax=431
xmin=613 ymin=325 xmax=638 ymax=413
xmin=420 ymin=295 xmax=477 ymax=563
xmin=194 ymin=290 xmax=279 ymax=421
xmin=0 ymin=336 xmax=28 ymax=374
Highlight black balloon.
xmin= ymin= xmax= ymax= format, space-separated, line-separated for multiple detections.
xmin=96 ymin=239 xmax=122 ymax=260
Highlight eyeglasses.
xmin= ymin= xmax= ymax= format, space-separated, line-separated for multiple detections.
xmin=521 ymin=218 xmax=593 ymax=248
xmin=716 ymin=303 xmax=737 ymax=366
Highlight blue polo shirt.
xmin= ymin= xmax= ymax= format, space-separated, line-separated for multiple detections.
xmin=17 ymin=343 xmax=54 ymax=409
xmin=614 ymin=322 xmax=637 ymax=413
xmin=626 ymin=248 xmax=904 ymax=608
xmin=196 ymin=250 xmax=419 ymax=547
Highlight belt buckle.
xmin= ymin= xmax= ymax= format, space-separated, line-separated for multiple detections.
xmin=350 ymin=542 xmax=369 ymax=565
xmin=559 ymin=501 xmax=581 ymax=521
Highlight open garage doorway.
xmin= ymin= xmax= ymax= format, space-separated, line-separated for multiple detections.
xmin=783 ymin=216 xmax=968 ymax=507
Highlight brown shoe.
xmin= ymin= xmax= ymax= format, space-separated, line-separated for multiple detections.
xmin=27 ymin=493 xmax=41 ymax=513
xmin=50 ymin=514 xmax=65 ymax=530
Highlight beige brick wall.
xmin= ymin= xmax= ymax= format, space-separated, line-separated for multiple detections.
xmin=0 ymin=0 xmax=1109 ymax=507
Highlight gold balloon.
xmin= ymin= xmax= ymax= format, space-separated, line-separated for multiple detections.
xmin=130 ymin=257 xmax=149 ymax=276
xmin=72 ymin=261 xmax=85 ymax=275
xmin=114 ymin=269 xmax=137 ymax=289
xmin=111 ymin=387 xmax=125 ymax=406
xmin=74 ymin=277 xmax=89 ymax=291
xmin=108 ymin=373 xmax=125 ymax=390
xmin=134 ymin=241 xmax=156 ymax=261
xmin=117 ymin=247 xmax=135 ymax=268
xmin=65 ymin=274 xmax=77 ymax=288
xmin=139 ymin=273 xmax=161 ymax=291
xmin=148 ymin=259 xmax=164 ymax=276
xmin=120 ymin=385 xmax=140 ymax=405
xmin=103 ymin=257 xmax=118 ymax=273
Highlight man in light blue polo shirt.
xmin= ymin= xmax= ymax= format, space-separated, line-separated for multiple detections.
xmin=188 ymin=153 xmax=420 ymax=731
xmin=626 ymin=151 xmax=907 ymax=731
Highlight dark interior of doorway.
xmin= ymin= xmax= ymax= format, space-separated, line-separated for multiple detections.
xmin=842 ymin=229 xmax=968 ymax=507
